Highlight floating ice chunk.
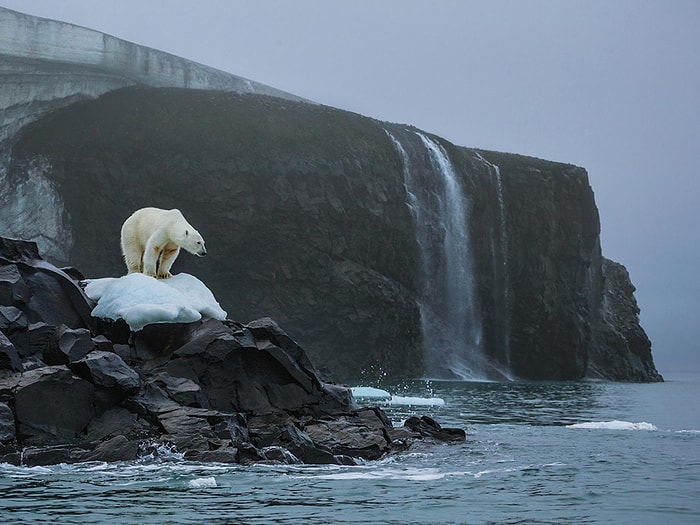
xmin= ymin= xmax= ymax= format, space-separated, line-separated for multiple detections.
xmin=350 ymin=387 xmax=392 ymax=399
xmin=350 ymin=388 xmax=445 ymax=406
xmin=566 ymin=420 xmax=657 ymax=431
xmin=187 ymin=477 xmax=217 ymax=489
xmin=388 ymin=396 xmax=445 ymax=407
xmin=85 ymin=273 xmax=227 ymax=331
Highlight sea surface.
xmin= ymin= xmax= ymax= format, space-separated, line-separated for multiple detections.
xmin=1 ymin=371 xmax=698 ymax=525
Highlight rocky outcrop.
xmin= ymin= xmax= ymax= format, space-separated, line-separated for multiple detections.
xmin=0 ymin=236 xmax=462 ymax=466
xmin=586 ymin=258 xmax=662 ymax=381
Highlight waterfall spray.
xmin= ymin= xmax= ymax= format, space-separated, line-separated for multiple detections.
xmin=387 ymin=128 xmax=497 ymax=379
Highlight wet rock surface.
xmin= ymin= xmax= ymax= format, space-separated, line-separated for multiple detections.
xmin=0 ymin=236 xmax=464 ymax=466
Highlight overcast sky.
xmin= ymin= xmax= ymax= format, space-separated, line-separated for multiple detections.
xmin=3 ymin=0 xmax=699 ymax=373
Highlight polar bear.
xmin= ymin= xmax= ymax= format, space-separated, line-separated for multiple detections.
xmin=120 ymin=207 xmax=207 ymax=279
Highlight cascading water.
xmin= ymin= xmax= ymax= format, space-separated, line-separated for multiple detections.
xmin=474 ymin=150 xmax=511 ymax=369
xmin=387 ymin=129 xmax=496 ymax=380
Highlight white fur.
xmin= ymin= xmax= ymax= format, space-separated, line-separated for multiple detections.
xmin=120 ymin=207 xmax=206 ymax=279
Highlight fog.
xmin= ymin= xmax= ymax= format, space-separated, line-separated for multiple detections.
xmin=2 ymin=0 xmax=698 ymax=372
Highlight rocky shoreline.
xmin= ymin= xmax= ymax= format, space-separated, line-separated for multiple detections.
xmin=0 ymin=236 xmax=464 ymax=467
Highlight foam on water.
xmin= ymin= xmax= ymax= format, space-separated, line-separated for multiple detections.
xmin=566 ymin=420 xmax=658 ymax=431
xmin=187 ymin=477 xmax=217 ymax=489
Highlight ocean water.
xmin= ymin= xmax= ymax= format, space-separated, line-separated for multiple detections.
xmin=1 ymin=372 xmax=698 ymax=525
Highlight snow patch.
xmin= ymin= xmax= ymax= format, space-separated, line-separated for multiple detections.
xmin=84 ymin=273 xmax=227 ymax=331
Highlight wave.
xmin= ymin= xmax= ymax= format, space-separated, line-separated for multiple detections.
xmin=566 ymin=420 xmax=657 ymax=431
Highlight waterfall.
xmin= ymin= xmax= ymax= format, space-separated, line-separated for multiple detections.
xmin=474 ymin=151 xmax=511 ymax=369
xmin=387 ymin=129 xmax=495 ymax=380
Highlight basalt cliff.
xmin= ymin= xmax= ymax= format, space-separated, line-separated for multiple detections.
xmin=0 ymin=7 xmax=661 ymax=383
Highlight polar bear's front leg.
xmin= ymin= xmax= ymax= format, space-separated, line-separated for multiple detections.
xmin=142 ymin=237 xmax=162 ymax=278
xmin=157 ymin=246 xmax=180 ymax=279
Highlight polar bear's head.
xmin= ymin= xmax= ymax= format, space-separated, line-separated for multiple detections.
xmin=181 ymin=228 xmax=207 ymax=256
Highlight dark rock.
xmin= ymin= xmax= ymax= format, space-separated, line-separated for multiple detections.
xmin=165 ymin=318 xmax=351 ymax=416
xmin=0 ymin=238 xmax=94 ymax=331
xmin=259 ymin=445 xmax=302 ymax=464
xmin=14 ymin=366 xmax=95 ymax=444
xmin=0 ymin=443 xmax=21 ymax=465
xmin=279 ymin=423 xmax=336 ymax=464
xmin=78 ymin=435 xmax=139 ymax=463
xmin=70 ymin=350 xmax=141 ymax=391
xmin=43 ymin=325 xmax=95 ymax=365
xmin=0 ymin=235 xmax=467 ymax=465
xmin=0 ymin=331 xmax=23 ymax=371
xmin=0 ymin=401 xmax=16 ymax=441
xmin=237 ymin=442 xmax=266 ymax=465
xmin=184 ymin=446 xmax=239 ymax=463
xmin=155 ymin=373 xmax=207 ymax=407
xmin=303 ymin=409 xmax=393 ymax=460
xmin=85 ymin=407 xmax=154 ymax=442
xmin=22 ymin=445 xmax=83 ymax=466
xmin=404 ymin=415 xmax=466 ymax=442
xmin=587 ymin=259 xmax=663 ymax=381
xmin=0 ymin=305 xmax=28 ymax=333
xmin=12 ymin=322 xmax=56 ymax=359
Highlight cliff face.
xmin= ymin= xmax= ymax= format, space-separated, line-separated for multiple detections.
xmin=7 ymin=89 xmax=423 ymax=381
xmin=5 ymin=87 xmax=661 ymax=382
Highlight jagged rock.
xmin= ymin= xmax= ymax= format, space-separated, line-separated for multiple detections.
xmin=0 ymin=238 xmax=94 ymax=331
xmin=0 ymin=331 xmax=22 ymax=371
xmin=22 ymin=445 xmax=81 ymax=466
xmin=404 ymin=415 xmax=467 ymax=442
xmin=159 ymin=318 xmax=356 ymax=416
xmin=303 ymin=408 xmax=393 ymax=460
xmin=43 ymin=326 xmax=95 ymax=365
xmin=12 ymin=322 xmax=56 ymax=359
xmin=78 ymin=434 xmax=139 ymax=463
xmin=587 ymin=259 xmax=663 ymax=381
xmin=0 ymin=305 xmax=28 ymax=333
xmin=0 ymin=443 xmax=20 ymax=465
xmin=14 ymin=366 xmax=95 ymax=444
xmin=0 ymin=401 xmax=15 ymax=441
xmin=0 ymin=236 xmax=467 ymax=465
xmin=70 ymin=350 xmax=140 ymax=391
xmin=85 ymin=406 xmax=154 ymax=442
xmin=184 ymin=446 xmax=239 ymax=464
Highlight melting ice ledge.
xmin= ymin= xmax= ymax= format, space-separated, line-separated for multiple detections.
xmin=84 ymin=273 xmax=227 ymax=331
